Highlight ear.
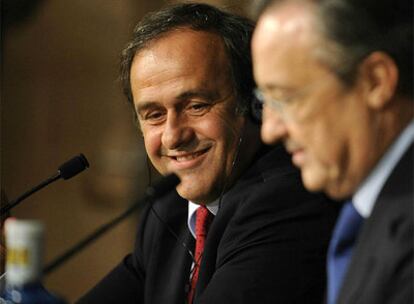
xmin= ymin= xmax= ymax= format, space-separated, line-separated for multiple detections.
xmin=358 ymin=51 xmax=399 ymax=110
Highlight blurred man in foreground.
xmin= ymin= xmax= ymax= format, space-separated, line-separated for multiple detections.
xmin=78 ymin=3 xmax=338 ymax=304
xmin=252 ymin=0 xmax=413 ymax=303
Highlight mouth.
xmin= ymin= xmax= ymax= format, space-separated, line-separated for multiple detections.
xmin=285 ymin=142 xmax=305 ymax=167
xmin=171 ymin=148 xmax=209 ymax=162
xmin=166 ymin=147 xmax=211 ymax=170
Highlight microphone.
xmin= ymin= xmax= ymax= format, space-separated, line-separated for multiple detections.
xmin=0 ymin=154 xmax=89 ymax=215
xmin=43 ymin=173 xmax=180 ymax=275
xmin=58 ymin=154 xmax=89 ymax=180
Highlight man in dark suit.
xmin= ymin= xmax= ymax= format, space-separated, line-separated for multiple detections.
xmin=252 ymin=0 xmax=413 ymax=303
xmin=78 ymin=3 xmax=338 ymax=303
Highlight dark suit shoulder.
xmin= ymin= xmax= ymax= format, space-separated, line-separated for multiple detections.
xmin=198 ymin=145 xmax=340 ymax=304
xmin=219 ymin=144 xmax=339 ymax=231
xmin=339 ymin=144 xmax=413 ymax=304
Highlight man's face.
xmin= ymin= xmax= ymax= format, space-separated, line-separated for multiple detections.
xmin=130 ymin=30 xmax=246 ymax=204
xmin=252 ymin=4 xmax=380 ymax=199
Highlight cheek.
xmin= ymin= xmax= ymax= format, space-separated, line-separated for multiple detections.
xmin=199 ymin=112 xmax=243 ymax=145
xmin=290 ymin=114 xmax=332 ymax=165
xmin=306 ymin=117 xmax=346 ymax=174
xmin=142 ymin=129 xmax=162 ymax=160
xmin=221 ymin=118 xmax=245 ymax=153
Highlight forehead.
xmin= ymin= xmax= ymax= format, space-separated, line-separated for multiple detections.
xmin=252 ymin=3 xmax=326 ymax=87
xmin=130 ymin=30 xmax=232 ymax=97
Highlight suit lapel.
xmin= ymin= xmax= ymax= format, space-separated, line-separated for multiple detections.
xmin=191 ymin=146 xmax=281 ymax=302
xmin=148 ymin=192 xmax=195 ymax=304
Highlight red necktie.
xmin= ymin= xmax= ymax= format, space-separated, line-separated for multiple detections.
xmin=188 ymin=205 xmax=212 ymax=304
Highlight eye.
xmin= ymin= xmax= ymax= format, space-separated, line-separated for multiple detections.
xmin=186 ymin=102 xmax=211 ymax=115
xmin=141 ymin=110 xmax=166 ymax=125
xmin=271 ymin=91 xmax=301 ymax=107
xmin=279 ymin=95 xmax=296 ymax=105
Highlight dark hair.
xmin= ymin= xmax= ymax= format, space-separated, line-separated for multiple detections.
xmin=255 ymin=0 xmax=413 ymax=98
xmin=318 ymin=0 xmax=413 ymax=98
xmin=120 ymin=2 xmax=255 ymax=114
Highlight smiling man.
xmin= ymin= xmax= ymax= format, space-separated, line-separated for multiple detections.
xmin=253 ymin=0 xmax=413 ymax=303
xmin=78 ymin=3 xmax=338 ymax=304
xmin=131 ymin=29 xmax=255 ymax=205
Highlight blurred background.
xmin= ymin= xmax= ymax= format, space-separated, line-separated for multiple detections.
xmin=1 ymin=0 xmax=251 ymax=302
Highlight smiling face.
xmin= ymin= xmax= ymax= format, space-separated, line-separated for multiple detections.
xmin=130 ymin=29 xmax=251 ymax=204
xmin=252 ymin=3 xmax=397 ymax=199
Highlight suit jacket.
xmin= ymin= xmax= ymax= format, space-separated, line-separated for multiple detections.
xmin=338 ymin=144 xmax=413 ymax=303
xmin=78 ymin=145 xmax=339 ymax=304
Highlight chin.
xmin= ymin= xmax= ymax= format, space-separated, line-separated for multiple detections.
xmin=303 ymin=171 xmax=354 ymax=200
xmin=177 ymin=182 xmax=205 ymax=202
xmin=177 ymin=181 xmax=220 ymax=204
xmin=301 ymin=168 xmax=327 ymax=194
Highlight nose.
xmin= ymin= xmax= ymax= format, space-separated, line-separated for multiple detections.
xmin=261 ymin=106 xmax=288 ymax=144
xmin=161 ymin=113 xmax=194 ymax=150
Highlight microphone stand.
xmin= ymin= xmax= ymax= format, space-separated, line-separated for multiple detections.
xmin=43 ymin=174 xmax=180 ymax=275
xmin=43 ymin=197 xmax=140 ymax=275
xmin=1 ymin=154 xmax=89 ymax=217
xmin=1 ymin=173 xmax=60 ymax=216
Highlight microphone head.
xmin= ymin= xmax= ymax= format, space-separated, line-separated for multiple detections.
xmin=58 ymin=154 xmax=90 ymax=180
xmin=146 ymin=174 xmax=180 ymax=199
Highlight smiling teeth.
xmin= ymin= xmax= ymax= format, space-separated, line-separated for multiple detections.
xmin=175 ymin=151 xmax=203 ymax=162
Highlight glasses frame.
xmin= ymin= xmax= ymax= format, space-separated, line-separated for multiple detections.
xmin=254 ymin=76 xmax=332 ymax=121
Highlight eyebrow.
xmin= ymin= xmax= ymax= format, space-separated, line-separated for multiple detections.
xmin=261 ymin=83 xmax=297 ymax=92
xmin=135 ymin=89 xmax=220 ymax=113
xmin=135 ymin=101 xmax=161 ymax=116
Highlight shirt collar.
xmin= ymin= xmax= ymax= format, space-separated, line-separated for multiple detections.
xmin=187 ymin=200 xmax=218 ymax=239
xmin=353 ymin=120 xmax=414 ymax=218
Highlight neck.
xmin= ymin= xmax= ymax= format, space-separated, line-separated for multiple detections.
xmin=378 ymin=97 xmax=413 ymax=155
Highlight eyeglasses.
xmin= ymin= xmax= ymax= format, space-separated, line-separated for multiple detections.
xmin=254 ymin=77 xmax=331 ymax=121
xmin=253 ymin=88 xmax=305 ymax=121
